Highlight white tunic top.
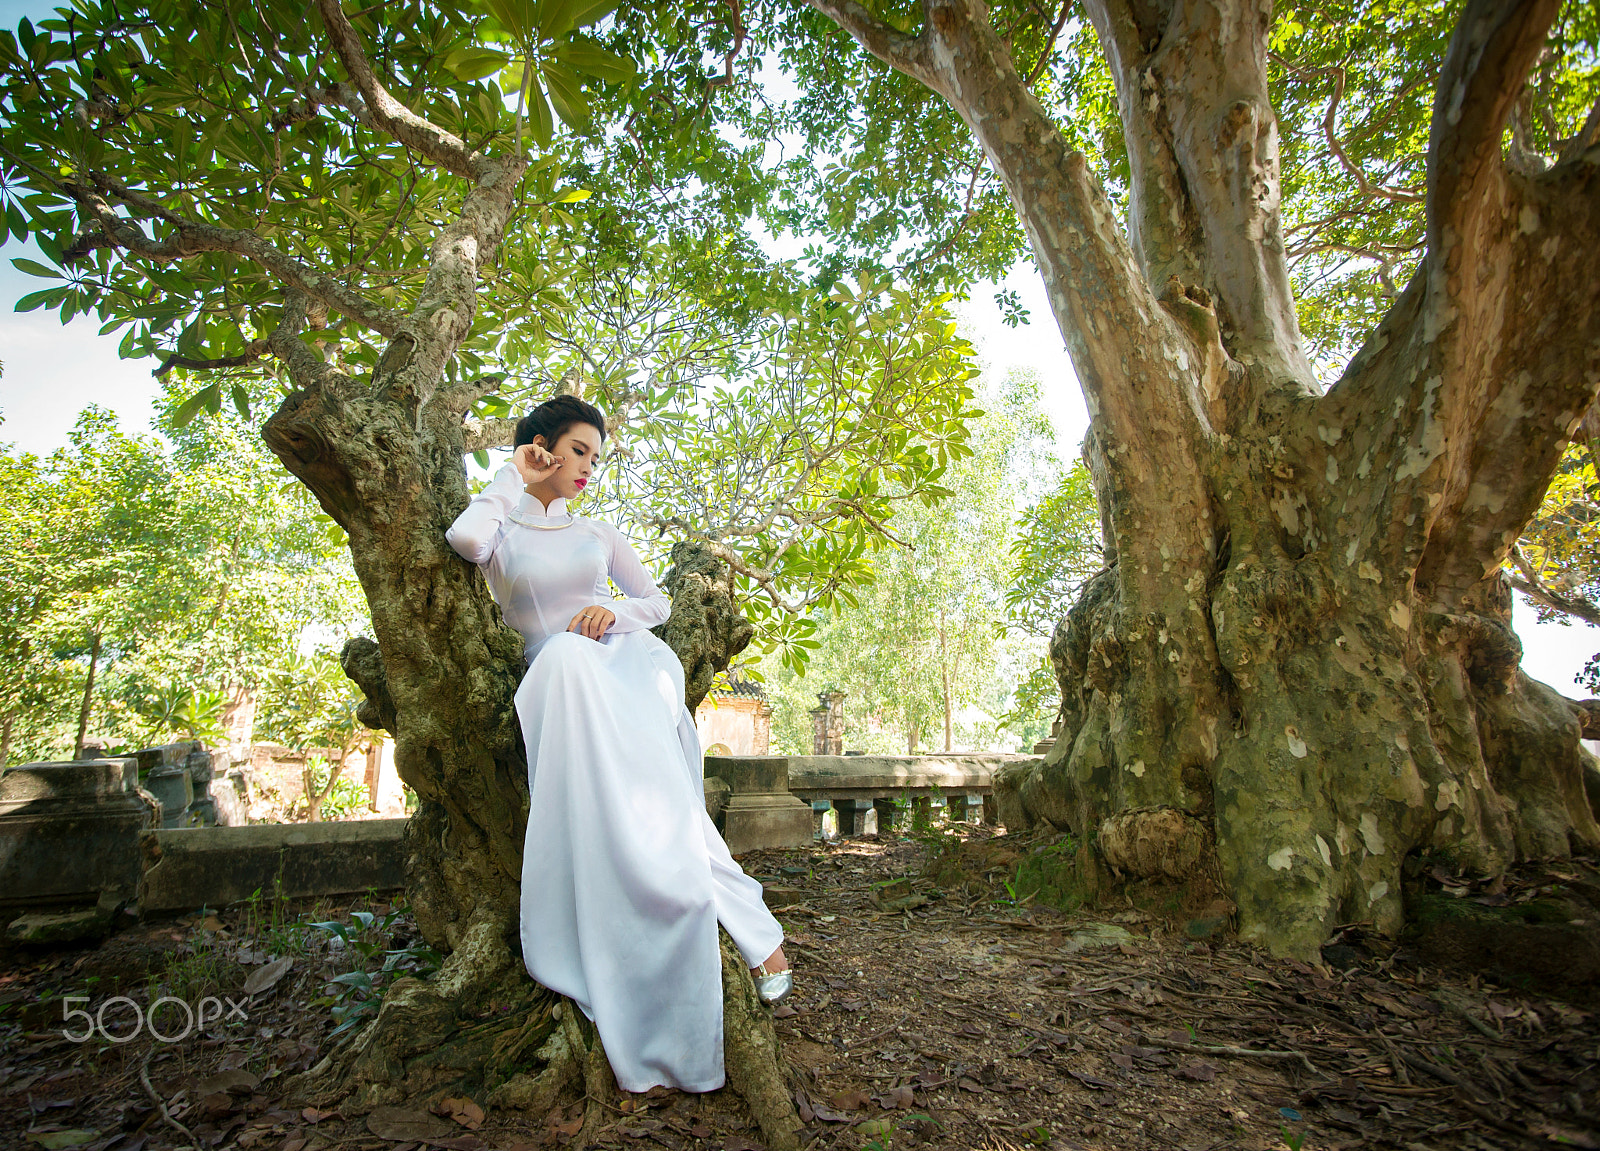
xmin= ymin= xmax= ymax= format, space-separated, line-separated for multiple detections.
xmin=445 ymin=463 xmax=670 ymax=658
xmin=446 ymin=463 xmax=784 ymax=1093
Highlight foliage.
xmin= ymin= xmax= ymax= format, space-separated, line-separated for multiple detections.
xmin=307 ymin=906 xmax=441 ymax=1037
xmin=256 ymin=651 xmax=363 ymax=756
xmin=0 ymin=0 xmax=988 ymax=666
xmin=754 ymin=371 xmax=1074 ymax=753
xmin=1001 ymin=459 xmax=1105 ymax=732
xmin=0 ymin=404 xmax=366 ymax=763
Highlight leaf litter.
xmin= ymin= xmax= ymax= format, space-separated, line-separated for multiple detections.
xmin=1 ymin=830 xmax=1598 ymax=1150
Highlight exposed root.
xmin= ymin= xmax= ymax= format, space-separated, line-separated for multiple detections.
xmin=286 ymin=914 xmax=800 ymax=1151
xmin=719 ymin=928 xmax=803 ymax=1151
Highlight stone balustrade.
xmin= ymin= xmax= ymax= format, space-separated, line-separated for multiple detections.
xmin=705 ymin=753 xmax=1040 ymax=845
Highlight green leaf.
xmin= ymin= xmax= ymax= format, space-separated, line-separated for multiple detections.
xmin=231 ymin=384 xmax=251 ymax=420
xmin=14 ymin=287 xmax=62 ymax=312
xmin=473 ymin=449 xmax=490 ymax=469
xmin=540 ymin=60 xmax=590 ymax=130
xmin=10 ymin=257 xmax=60 ymax=279
xmin=525 ymin=76 xmax=554 ymax=148
xmin=552 ymin=41 xmax=634 ymax=84
xmin=443 ymin=46 xmax=512 ymax=82
xmin=171 ymin=384 xmax=219 ymax=428
xmin=563 ymin=0 xmax=620 ymax=32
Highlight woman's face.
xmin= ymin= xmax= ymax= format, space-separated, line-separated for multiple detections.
xmin=537 ymin=425 xmax=604 ymax=500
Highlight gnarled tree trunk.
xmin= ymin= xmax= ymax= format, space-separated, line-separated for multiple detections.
xmin=813 ymin=0 xmax=1600 ymax=958
xmin=241 ymin=5 xmax=799 ymax=1143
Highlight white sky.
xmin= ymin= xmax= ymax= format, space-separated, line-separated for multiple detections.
xmin=0 ymin=0 xmax=1593 ymax=698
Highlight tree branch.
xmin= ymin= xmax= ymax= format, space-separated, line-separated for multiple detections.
xmin=67 ymin=174 xmax=404 ymax=337
xmin=153 ymin=340 xmax=271 ymax=377
xmin=439 ymin=374 xmax=507 ymax=417
xmin=1509 ymin=545 xmax=1600 ymax=628
xmin=804 ymin=0 xmax=933 ymax=86
xmin=1426 ymin=0 xmax=1560 ymax=244
xmin=462 ymin=416 xmax=519 ymax=452
xmin=314 ymin=0 xmax=480 ymax=180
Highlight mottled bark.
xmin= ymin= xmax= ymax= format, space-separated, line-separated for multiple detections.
xmin=653 ymin=541 xmax=757 ymax=713
xmin=816 ymin=0 xmax=1600 ymax=958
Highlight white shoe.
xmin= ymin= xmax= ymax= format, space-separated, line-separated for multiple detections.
xmin=754 ymin=967 xmax=793 ymax=1005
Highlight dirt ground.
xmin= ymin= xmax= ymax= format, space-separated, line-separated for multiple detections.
xmin=3 ymin=824 xmax=1599 ymax=1151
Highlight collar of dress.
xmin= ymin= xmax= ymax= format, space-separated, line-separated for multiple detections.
xmin=510 ymin=492 xmax=572 ymax=526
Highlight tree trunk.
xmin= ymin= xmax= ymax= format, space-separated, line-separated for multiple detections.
xmin=816 ymin=0 xmax=1600 ymax=959
xmin=73 ymin=630 xmax=102 ymax=760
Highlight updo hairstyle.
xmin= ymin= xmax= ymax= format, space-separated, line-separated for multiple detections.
xmin=514 ymin=394 xmax=607 ymax=451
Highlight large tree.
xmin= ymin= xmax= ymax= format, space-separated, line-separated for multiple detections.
xmin=785 ymin=0 xmax=1600 ymax=959
xmin=0 ymin=0 xmax=979 ymax=1139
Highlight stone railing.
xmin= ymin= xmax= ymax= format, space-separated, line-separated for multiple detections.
xmin=704 ymin=753 xmax=1041 ymax=851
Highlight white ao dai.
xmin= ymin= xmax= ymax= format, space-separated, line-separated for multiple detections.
xmin=447 ymin=463 xmax=783 ymax=1092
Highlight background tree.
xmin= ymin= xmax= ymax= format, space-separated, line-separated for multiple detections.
xmin=767 ymin=0 xmax=1600 ymax=960
xmin=0 ymin=400 xmax=367 ymax=763
xmin=758 ymin=372 xmax=1078 ymax=754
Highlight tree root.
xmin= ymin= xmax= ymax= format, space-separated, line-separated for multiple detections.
xmin=287 ymin=915 xmax=801 ymax=1151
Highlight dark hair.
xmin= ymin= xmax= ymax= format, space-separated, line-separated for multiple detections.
xmin=514 ymin=394 xmax=607 ymax=451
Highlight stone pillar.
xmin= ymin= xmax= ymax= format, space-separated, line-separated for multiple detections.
xmin=872 ymin=797 xmax=901 ymax=835
xmin=810 ymin=691 xmax=845 ymax=755
xmin=909 ymin=795 xmax=933 ymax=827
xmin=811 ymin=799 xmax=831 ymax=839
xmin=222 ymin=687 xmax=257 ymax=748
xmin=701 ymin=757 xmax=815 ymax=854
xmin=753 ymin=701 xmax=772 ymax=756
xmin=832 ymin=798 xmax=871 ymax=837
xmin=0 ymin=758 xmax=157 ymax=916
xmin=950 ymin=793 xmax=984 ymax=823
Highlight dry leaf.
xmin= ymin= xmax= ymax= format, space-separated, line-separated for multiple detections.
xmin=243 ymin=957 xmax=294 ymax=996
xmin=1175 ymin=1061 xmax=1218 ymax=1082
xmin=435 ymin=1097 xmax=484 ymax=1130
xmin=301 ymin=1106 xmax=336 ymax=1124
xmin=874 ymin=1086 xmax=913 ymax=1109
xmin=829 ymin=1089 xmax=870 ymax=1111
xmin=194 ymin=1069 xmax=260 ymax=1097
xmin=366 ymin=1105 xmax=456 ymax=1142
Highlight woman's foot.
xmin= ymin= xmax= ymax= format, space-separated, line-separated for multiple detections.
xmin=751 ymin=945 xmax=792 ymax=1005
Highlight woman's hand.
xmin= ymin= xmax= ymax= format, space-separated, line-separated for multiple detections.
xmin=513 ymin=442 xmax=563 ymax=486
xmin=567 ymin=606 xmax=616 ymax=640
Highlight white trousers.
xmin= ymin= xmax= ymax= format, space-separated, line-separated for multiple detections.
xmin=514 ymin=627 xmax=785 ymax=1092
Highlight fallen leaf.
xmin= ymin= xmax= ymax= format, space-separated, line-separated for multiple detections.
xmin=367 ymin=1105 xmax=456 ymax=1142
xmin=772 ymin=1004 xmax=797 ymax=1019
xmin=301 ymin=1106 xmax=337 ymax=1124
xmin=1175 ymin=1061 xmax=1217 ymax=1082
xmin=435 ymin=1097 xmax=484 ymax=1130
xmin=873 ymin=1086 xmax=913 ymax=1109
xmin=194 ymin=1070 xmax=260 ymax=1097
xmin=1068 ymin=1070 xmax=1117 ymax=1091
xmin=243 ymin=957 xmax=294 ymax=997
xmin=829 ymin=1090 xmax=870 ymax=1111
xmin=957 ymin=1077 xmax=985 ymax=1093
xmin=856 ymin=1118 xmax=894 ymax=1138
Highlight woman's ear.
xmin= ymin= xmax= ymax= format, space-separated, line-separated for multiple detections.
xmin=532 ymin=434 xmax=547 ymax=450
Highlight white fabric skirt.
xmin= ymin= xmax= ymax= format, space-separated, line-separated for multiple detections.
xmin=514 ymin=627 xmax=785 ymax=1093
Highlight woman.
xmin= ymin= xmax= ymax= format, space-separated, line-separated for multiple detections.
xmin=445 ymin=394 xmax=791 ymax=1095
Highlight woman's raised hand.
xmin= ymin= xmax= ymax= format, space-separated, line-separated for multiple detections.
xmin=513 ymin=442 xmax=563 ymax=485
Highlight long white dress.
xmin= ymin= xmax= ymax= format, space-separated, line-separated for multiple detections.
xmin=446 ymin=463 xmax=785 ymax=1093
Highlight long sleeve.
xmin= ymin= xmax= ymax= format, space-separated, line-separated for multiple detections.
xmin=599 ymin=524 xmax=673 ymax=634
xmin=446 ymin=462 xmax=524 ymax=565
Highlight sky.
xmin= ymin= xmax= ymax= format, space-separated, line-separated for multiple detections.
xmin=0 ymin=0 xmax=1595 ymax=696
